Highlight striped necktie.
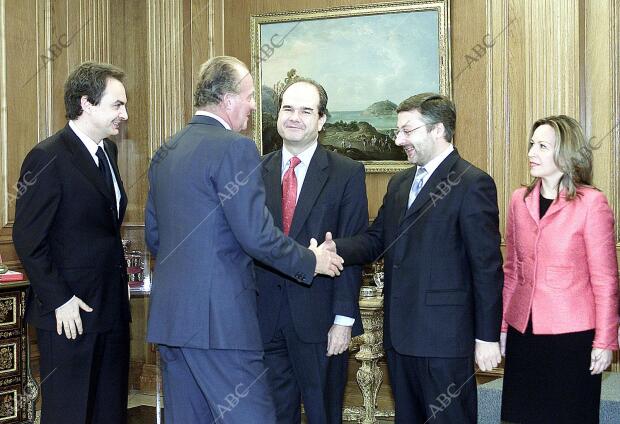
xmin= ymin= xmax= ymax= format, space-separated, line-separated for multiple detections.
xmin=407 ymin=167 xmax=427 ymax=208
xmin=282 ymin=156 xmax=301 ymax=235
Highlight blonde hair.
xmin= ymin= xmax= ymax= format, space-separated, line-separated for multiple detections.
xmin=525 ymin=115 xmax=594 ymax=200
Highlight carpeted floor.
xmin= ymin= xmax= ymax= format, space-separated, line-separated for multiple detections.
xmin=478 ymin=372 xmax=620 ymax=424
xmin=32 ymin=374 xmax=619 ymax=423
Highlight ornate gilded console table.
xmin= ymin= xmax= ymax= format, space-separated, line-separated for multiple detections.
xmin=0 ymin=281 xmax=36 ymax=423
xmin=343 ymin=295 xmax=395 ymax=423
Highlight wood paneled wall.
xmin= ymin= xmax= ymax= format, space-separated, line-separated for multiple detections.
xmin=2 ymin=0 xmax=618 ymax=265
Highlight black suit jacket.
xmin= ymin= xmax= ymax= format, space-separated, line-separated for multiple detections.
xmin=13 ymin=124 xmax=130 ymax=332
xmin=255 ymin=145 xmax=368 ymax=344
xmin=337 ymin=150 xmax=503 ymax=357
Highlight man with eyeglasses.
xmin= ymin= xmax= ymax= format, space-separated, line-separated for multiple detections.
xmin=323 ymin=93 xmax=503 ymax=423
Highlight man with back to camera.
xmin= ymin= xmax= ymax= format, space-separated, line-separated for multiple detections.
xmin=13 ymin=62 xmax=131 ymax=423
xmin=145 ymin=56 xmax=345 ymax=424
xmin=255 ymin=78 xmax=368 ymax=423
xmin=323 ymin=93 xmax=503 ymax=423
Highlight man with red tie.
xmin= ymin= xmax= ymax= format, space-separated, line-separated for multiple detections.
xmin=255 ymin=78 xmax=369 ymax=423
xmin=145 ymin=58 xmax=345 ymax=424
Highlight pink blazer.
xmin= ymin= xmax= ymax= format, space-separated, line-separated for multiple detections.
xmin=502 ymin=182 xmax=619 ymax=350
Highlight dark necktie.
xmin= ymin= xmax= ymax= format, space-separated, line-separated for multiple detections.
xmin=281 ymin=156 xmax=301 ymax=235
xmin=96 ymin=146 xmax=115 ymax=202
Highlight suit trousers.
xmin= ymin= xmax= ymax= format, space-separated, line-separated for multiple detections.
xmin=386 ymin=348 xmax=477 ymax=424
xmin=263 ymin=293 xmax=349 ymax=424
xmin=36 ymin=323 xmax=129 ymax=424
xmin=159 ymin=345 xmax=275 ymax=424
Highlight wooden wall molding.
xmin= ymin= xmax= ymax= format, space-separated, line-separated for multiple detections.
xmin=0 ymin=0 xmax=7 ymax=229
xmin=77 ymin=0 xmax=110 ymax=63
xmin=185 ymin=0 xmax=217 ymax=123
xmin=524 ymin=0 xmax=581 ymax=122
xmin=147 ymin=0 xmax=185 ymax=157
xmin=585 ymin=0 xmax=620 ymax=242
xmin=208 ymin=0 xmax=225 ymax=58
xmin=35 ymin=0 xmax=52 ymax=142
xmin=486 ymin=0 xmax=511 ymax=232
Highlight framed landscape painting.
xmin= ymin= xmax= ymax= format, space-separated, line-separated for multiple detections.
xmin=250 ymin=0 xmax=451 ymax=172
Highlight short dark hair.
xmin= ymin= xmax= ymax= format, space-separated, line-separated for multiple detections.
xmin=397 ymin=93 xmax=456 ymax=142
xmin=278 ymin=77 xmax=328 ymax=117
xmin=194 ymin=56 xmax=248 ymax=108
xmin=64 ymin=62 xmax=125 ymax=120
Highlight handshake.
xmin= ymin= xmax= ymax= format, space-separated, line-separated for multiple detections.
xmin=308 ymin=232 xmax=342 ymax=277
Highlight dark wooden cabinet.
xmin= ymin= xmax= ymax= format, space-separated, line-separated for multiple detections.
xmin=0 ymin=281 xmax=35 ymax=423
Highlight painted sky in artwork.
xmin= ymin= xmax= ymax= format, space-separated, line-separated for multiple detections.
xmin=260 ymin=11 xmax=440 ymax=111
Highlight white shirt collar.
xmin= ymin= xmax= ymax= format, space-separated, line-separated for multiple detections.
xmin=419 ymin=143 xmax=454 ymax=177
xmin=195 ymin=111 xmax=231 ymax=130
xmin=69 ymin=120 xmax=104 ymax=158
xmin=281 ymin=140 xmax=318 ymax=171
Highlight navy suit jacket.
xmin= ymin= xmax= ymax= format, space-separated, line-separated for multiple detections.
xmin=145 ymin=115 xmax=316 ymax=350
xmin=13 ymin=125 xmax=130 ymax=332
xmin=255 ymin=145 xmax=368 ymax=344
xmin=337 ymin=150 xmax=503 ymax=358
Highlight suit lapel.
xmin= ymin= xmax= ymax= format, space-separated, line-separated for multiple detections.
xmin=289 ymin=145 xmax=329 ymax=239
xmin=60 ymin=125 xmax=117 ymax=206
xmin=542 ymin=193 xmax=569 ymax=222
xmin=104 ymin=139 xmax=127 ymax=225
xmin=262 ymin=150 xmax=284 ymax=230
xmin=524 ymin=182 xmax=541 ymax=224
xmin=402 ymin=150 xmax=460 ymax=222
xmin=397 ymin=167 xmax=416 ymax=222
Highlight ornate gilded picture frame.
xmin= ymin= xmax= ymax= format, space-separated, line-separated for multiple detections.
xmin=250 ymin=0 xmax=451 ymax=173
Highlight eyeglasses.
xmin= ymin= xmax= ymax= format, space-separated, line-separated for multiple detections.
xmin=395 ymin=122 xmax=437 ymax=138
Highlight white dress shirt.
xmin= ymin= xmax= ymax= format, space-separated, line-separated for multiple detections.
xmin=281 ymin=141 xmax=355 ymax=327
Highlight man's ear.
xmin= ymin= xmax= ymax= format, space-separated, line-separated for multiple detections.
xmin=80 ymin=95 xmax=92 ymax=114
xmin=317 ymin=114 xmax=327 ymax=132
xmin=222 ymin=92 xmax=234 ymax=111
xmin=433 ymin=122 xmax=446 ymax=140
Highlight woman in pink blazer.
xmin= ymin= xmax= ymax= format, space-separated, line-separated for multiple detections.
xmin=500 ymin=115 xmax=619 ymax=424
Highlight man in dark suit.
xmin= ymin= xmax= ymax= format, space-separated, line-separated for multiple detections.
xmin=145 ymin=56 xmax=344 ymax=424
xmin=326 ymin=93 xmax=503 ymax=423
xmin=255 ymin=79 xmax=368 ymax=424
xmin=13 ymin=62 xmax=131 ymax=423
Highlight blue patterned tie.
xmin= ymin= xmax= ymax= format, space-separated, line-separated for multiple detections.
xmin=408 ymin=167 xmax=427 ymax=208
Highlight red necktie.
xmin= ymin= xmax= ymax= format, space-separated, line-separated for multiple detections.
xmin=282 ymin=156 xmax=301 ymax=235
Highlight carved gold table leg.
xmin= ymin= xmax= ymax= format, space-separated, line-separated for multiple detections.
xmin=343 ymin=296 xmax=395 ymax=423
xmin=356 ymin=357 xmax=382 ymax=423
